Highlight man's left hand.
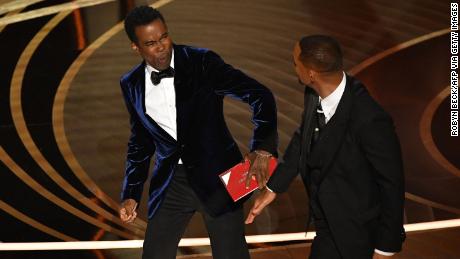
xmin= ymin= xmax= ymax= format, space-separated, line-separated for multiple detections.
xmin=245 ymin=150 xmax=272 ymax=189
xmin=245 ymin=188 xmax=277 ymax=224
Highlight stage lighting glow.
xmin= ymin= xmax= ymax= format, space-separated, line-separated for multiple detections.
xmin=0 ymin=219 xmax=459 ymax=251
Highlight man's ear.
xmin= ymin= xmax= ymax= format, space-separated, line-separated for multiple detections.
xmin=308 ymin=70 xmax=317 ymax=84
xmin=131 ymin=42 xmax=139 ymax=53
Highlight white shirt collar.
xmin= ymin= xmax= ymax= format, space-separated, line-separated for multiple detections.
xmin=319 ymin=72 xmax=346 ymax=123
xmin=145 ymin=49 xmax=175 ymax=74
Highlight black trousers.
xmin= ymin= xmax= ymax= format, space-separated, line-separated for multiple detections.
xmin=142 ymin=165 xmax=250 ymax=259
xmin=309 ymin=218 xmax=342 ymax=259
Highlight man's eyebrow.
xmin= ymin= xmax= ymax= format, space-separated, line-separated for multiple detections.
xmin=143 ymin=32 xmax=169 ymax=45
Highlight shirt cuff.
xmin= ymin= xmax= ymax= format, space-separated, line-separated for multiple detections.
xmin=374 ymin=249 xmax=395 ymax=256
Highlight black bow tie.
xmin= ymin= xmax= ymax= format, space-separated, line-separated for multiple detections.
xmin=150 ymin=67 xmax=175 ymax=85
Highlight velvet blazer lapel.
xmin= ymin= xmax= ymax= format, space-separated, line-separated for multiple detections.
xmin=173 ymin=44 xmax=195 ymax=144
xmin=129 ymin=61 xmax=177 ymax=144
xmin=127 ymin=44 xmax=213 ymax=146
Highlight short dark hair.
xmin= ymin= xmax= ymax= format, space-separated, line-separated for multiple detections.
xmin=124 ymin=6 xmax=165 ymax=43
xmin=298 ymin=35 xmax=343 ymax=72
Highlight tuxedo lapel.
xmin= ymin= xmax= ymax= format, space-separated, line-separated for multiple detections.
xmin=129 ymin=61 xmax=177 ymax=143
xmin=299 ymin=88 xmax=319 ymax=185
xmin=308 ymin=77 xmax=353 ymax=184
xmin=128 ymin=63 xmax=147 ymax=119
xmin=173 ymin=45 xmax=195 ymax=143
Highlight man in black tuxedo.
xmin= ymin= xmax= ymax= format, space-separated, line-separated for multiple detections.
xmin=118 ymin=6 xmax=278 ymax=259
xmin=246 ymin=35 xmax=405 ymax=259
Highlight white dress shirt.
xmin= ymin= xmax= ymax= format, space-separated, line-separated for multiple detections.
xmin=319 ymin=72 xmax=394 ymax=256
xmin=144 ymin=51 xmax=182 ymax=164
xmin=318 ymin=72 xmax=346 ymax=124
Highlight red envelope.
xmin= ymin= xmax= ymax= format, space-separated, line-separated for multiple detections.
xmin=219 ymin=157 xmax=277 ymax=202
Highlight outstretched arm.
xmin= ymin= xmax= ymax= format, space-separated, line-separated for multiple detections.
xmin=203 ymin=51 xmax=278 ymax=188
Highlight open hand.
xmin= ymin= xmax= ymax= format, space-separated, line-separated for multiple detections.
xmin=245 ymin=188 xmax=277 ymax=224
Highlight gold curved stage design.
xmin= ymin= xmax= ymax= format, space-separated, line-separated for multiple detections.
xmin=0 ymin=0 xmax=115 ymax=26
xmin=3 ymin=0 xmax=183 ymax=242
xmin=0 ymin=0 xmax=44 ymax=16
xmin=420 ymin=86 xmax=460 ymax=179
xmin=0 ymin=198 xmax=76 ymax=242
xmin=348 ymin=28 xmax=460 ymax=216
xmin=8 ymin=10 xmax=143 ymax=239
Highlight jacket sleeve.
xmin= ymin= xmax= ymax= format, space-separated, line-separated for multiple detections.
xmin=266 ymin=113 xmax=304 ymax=193
xmin=202 ymin=50 xmax=278 ymax=156
xmin=358 ymin=112 xmax=405 ymax=252
xmin=120 ymin=80 xmax=155 ymax=203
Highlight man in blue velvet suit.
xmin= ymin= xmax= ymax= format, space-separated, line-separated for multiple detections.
xmin=118 ymin=6 xmax=278 ymax=259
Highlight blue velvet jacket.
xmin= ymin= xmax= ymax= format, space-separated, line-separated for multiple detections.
xmin=120 ymin=44 xmax=278 ymax=219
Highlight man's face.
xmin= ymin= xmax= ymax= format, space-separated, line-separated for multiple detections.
xmin=132 ymin=19 xmax=173 ymax=71
xmin=293 ymin=43 xmax=311 ymax=85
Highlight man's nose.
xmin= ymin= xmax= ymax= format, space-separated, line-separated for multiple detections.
xmin=157 ymin=42 xmax=165 ymax=51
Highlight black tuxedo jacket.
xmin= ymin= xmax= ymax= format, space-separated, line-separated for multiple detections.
xmin=120 ymin=44 xmax=278 ymax=219
xmin=267 ymin=75 xmax=405 ymax=258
